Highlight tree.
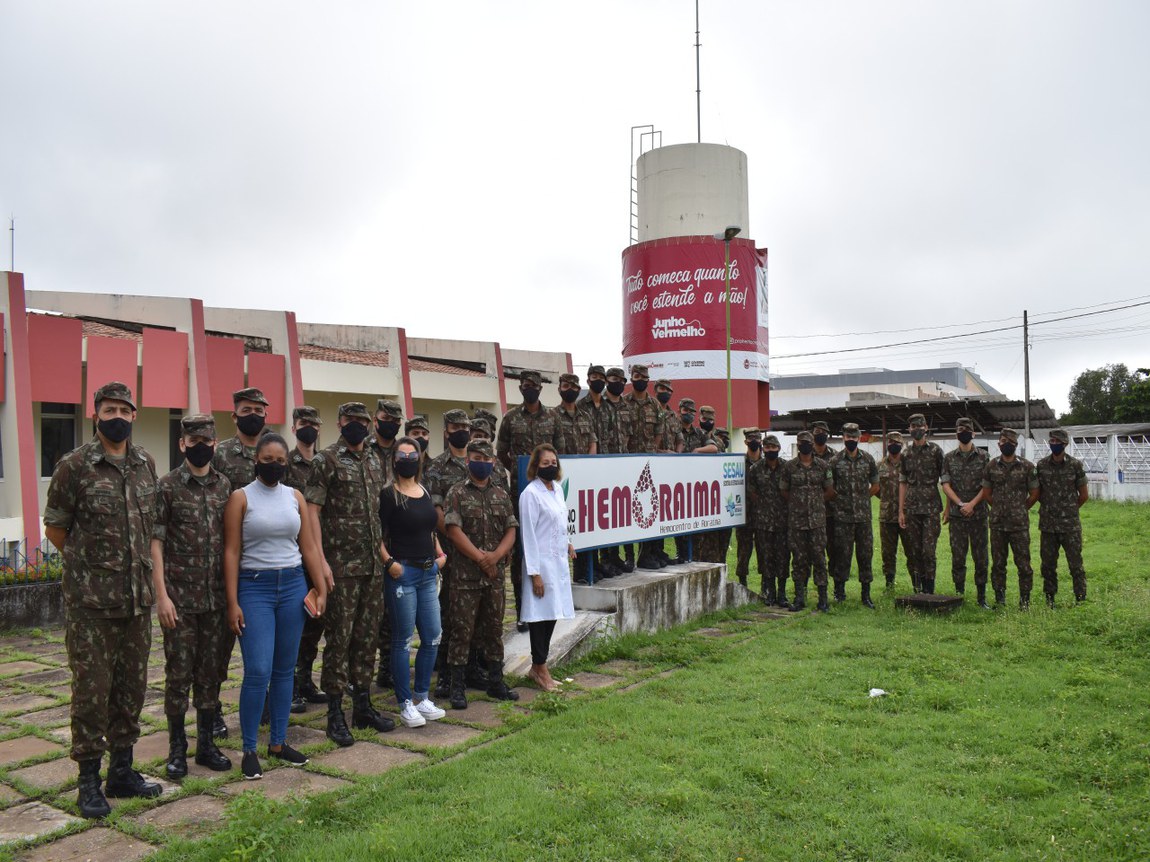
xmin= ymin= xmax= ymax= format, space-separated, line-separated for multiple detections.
xmin=1115 ymin=367 xmax=1150 ymax=423
xmin=1060 ymin=363 xmax=1135 ymax=424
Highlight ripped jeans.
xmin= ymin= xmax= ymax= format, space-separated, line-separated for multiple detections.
xmin=386 ymin=563 xmax=442 ymax=704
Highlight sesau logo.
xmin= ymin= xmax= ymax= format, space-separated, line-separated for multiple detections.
xmin=575 ymin=461 xmax=722 ymax=534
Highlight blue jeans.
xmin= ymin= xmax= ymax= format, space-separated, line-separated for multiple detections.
xmin=236 ymin=566 xmax=307 ymax=751
xmin=386 ymin=563 xmax=441 ymax=704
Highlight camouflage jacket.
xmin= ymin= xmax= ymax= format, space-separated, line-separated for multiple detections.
xmin=1036 ymin=454 xmax=1087 ymax=532
xmin=811 ymin=444 xmax=837 ymax=464
xmin=899 ymin=441 xmax=944 ymax=515
xmin=497 ymin=404 xmax=562 ymax=487
xmin=747 ymin=457 xmax=788 ymax=531
xmin=607 ymin=396 xmax=634 ymax=453
xmin=982 ymin=456 xmax=1038 ymax=531
xmin=44 ymin=438 xmax=159 ymax=619
xmin=153 ymin=464 xmax=230 ymax=612
xmin=829 ymin=449 xmax=878 ymax=524
xmin=284 ymin=448 xmax=317 ymax=492
xmin=682 ymin=425 xmax=717 ymax=452
xmin=942 ymin=446 xmax=989 ymax=518
xmin=551 ymin=403 xmax=597 ymax=455
xmin=622 ymin=392 xmax=661 ymax=453
xmin=443 ymin=478 xmax=518 ymax=583
xmin=779 ymin=456 xmax=832 ymax=531
xmin=877 ymin=456 xmax=902 ymax=523
xmin=306 ymin=441 xmax=385 ymax=577
xmin=211 ymin=435 xmax=257 ymax=490
xmin=576 ymin=395 xmax=622 ymax=454
xmin=425 ymin=450 xmax=471 ymax=508
xmin=658 ymin=407 xmax=685 ymax=453
xmin=370 ymin=438 xmax=397 ymax=485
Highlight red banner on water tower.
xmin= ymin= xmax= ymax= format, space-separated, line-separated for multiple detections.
xmin=621 ymin=236 xmax=768 ymax=382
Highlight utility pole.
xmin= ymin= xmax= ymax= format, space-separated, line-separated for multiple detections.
xmin=695 ymin=0 xmax=701 ymax=143
xmin=7 ymin=216 xmax=12 ymax=271
xmin=1023 ymin=309 xmax=1031 ymax=454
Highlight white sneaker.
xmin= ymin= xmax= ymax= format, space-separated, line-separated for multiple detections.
xmin=399 ymin=699 xmax=426 ymax=727
xmin=415 ymin=698 xmax=446 ymax=721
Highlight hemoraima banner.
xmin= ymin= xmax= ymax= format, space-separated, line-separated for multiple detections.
xmin=621 ymin=236 xmax=769 ymax=382
xmin=538 ymin=453 xmax=746 ymax=552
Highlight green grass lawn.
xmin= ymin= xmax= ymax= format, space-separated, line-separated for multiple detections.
xmin=157 ymin=501 xmax=1149 ymax=862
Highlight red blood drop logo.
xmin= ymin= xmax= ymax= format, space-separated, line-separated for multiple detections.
xmin=631 ymin=461 xmax=659 ymax=529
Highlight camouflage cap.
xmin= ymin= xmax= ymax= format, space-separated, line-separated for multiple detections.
xmin=1000 ymin=427 xmax=1019 ymax=442
xmin=699 ymin=405 xmax=716 ymax=417
xmin=797 ymin=430 xmax=814 ymax=443
xmin=812 ymin=420 xmax=830 ymax=432
xmin=908 ymin=413 xmax=927 ymax=426
xmin=180 ymin=413 xmax=216 ymax=439
xmin=93 ymin=381 xmax=137 ymax=411
xmin=678 ymin=398 xmax=696 ymax=411
xmin=443 ymin=408 xmax=471 ymax=427
xmin=466 ymin=439 xmax=495 ymax=458
xmin=606 ymin=367 xmax=626 ymax=378
xmin=587 ymin=364 xmax=606 ymax=377
xmin=232 ymin=387 xmax=269 ymax=407
xmin=885 ymin=430 xmax=904 ymax=444
xmin=519 ymin=370 xmax=543 ymax=386
xmin=559 ymin=373 xmax=580 ymax=386
xmin=655 ymin=378 xmax=673 ymax=391
xmin=405 ymin=415 xmax=430 ymax=433
xmin=470 ymin=417 xmax=494 ymax=436
xmin=715 ymin=427 xmax=730 ymax=439
xmin=764 ymin=434 xmax=781 ymax=447
xmin=629 ymin=363 xmax=650 ymax=379
xmin=956 ymin=417 xmax=974 ymax=431
xmin=743 ymin=428 xmax=762 ymax=440
xmin=473 ymin=408 xmax=499 ymax=425
xmin=376 ymin=399 xmax=403 ymax=418
xmin=292 ymin=406 xmax=323 ymax=425
xmin=339 ymin=402 xmax=371 ymax=420
xmin=1049 ymin=428 xmax=1070 ymax=444
xmin=842 ymin=422 xmax=861 ymax=436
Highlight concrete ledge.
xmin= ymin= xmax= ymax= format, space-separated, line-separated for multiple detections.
xmin=894 ymin=593 xmax=964 ymax=614
xmin=0 ymin=582 xmax=64 ymax=631
xmin=503 ymin=611 xmax=615 ymax=677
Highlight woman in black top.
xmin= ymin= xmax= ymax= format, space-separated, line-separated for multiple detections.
xmin=379 ymin=437 xmax=448 ymax=728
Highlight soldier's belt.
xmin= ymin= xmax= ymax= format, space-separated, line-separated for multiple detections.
xmin=397 ymin=558 xmax=436 ymax=570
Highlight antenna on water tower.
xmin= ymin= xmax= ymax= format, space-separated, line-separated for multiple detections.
xmin=695 ymin=0 xmax=702 ymax=143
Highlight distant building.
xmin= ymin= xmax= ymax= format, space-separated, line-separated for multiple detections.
xmin=769 ymin=363 xmax=1002 ymax=414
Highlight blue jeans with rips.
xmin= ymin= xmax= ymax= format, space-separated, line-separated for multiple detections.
xmin=386 ymin=563 xmax=441 ymax=704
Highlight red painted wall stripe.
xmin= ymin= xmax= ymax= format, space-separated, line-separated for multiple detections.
xmin=247 ymin=353 xmax=286 ymax=424
xmin=205 ymin=336 xmax=245 ymax=412
xmin=189 ymin=299 xmax=212 ymax=413
xmin=566 ymin=353 xmax=573 ymax=374
xmin=396 ymin=328 xmax=414 ymax=419
xmin=141 ymin=328 xmax=189 ymax=409
xmin=85 ymin=337 xmax=139 ymax=416
xmin=284 ymin=311 xmax=304 ymax=405
xmin=493 ymin=342 xmax=508 ymax=415
xmin=6 ymin=274 xmax=44 ymax=542
xmin=29 ymin=315 xmax=83 ymax=404
xmin=0 ymin=313 xmax=6 ymax=403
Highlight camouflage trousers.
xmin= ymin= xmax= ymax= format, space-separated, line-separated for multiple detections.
xmin=699 ymin=529 xmax=733 ymax=564
xmin=990 ymin=527 xmax=1033 ymax=595
xmin=948 ymin=516 xmax=988 ymax=589
xmin=65 ymin=612 xmax=151 ymax=761
xmin=448 ymin=576 xmax=505 ymax=665
xmin=735 ymin=524 xmax=756 ymax=580
xmin=1040 ymin=529 xmax=1086 ymax=599
xmin=162 ymin=608 xmax=228 ymax=715
xmin=322 ymin=574 xmax=383 ymax=696
xmin=790 ymin=525 xmax=828 ymax=589
xmin=904 ymin=513 xmax=941 ymax=586
xmin=753 ymin=528 xmax=789 ymax=585
xmin=824 ymin=516 xmax=836 ymax=575
xmin=878 ymin=521 xmax=911 ymax=584
xmin=295 ymin=614 xmax=325 ymax=682
xmin=833 ymin=520 xmax=874 ymax=584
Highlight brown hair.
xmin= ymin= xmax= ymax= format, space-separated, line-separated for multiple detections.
xmin=526 ymin=443 xmax=561 ymax=481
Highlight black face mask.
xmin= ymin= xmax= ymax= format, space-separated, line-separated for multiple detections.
xmin=236 ymin=413 xmax=266 ymax=438
xmin=340 ymin=422 xmax=370 ymax=445
xmin=468 ymin=461 xmax=494 ymax=481
xmin=294 ymin=425 xmax=318 ymax=446
xmin=813 ymin=433 xmax=828 ymax=446
xmin=844 ymin=440 xmax=859 ymax=452
xmin=957 ymin=431 xmax=973 ymax=444
xmin=680 ymin=413 xmax=694 ymax=425
xmin=656 ymin=392 xmax=672 ymax=404
xmin=747 ymin=440 xmax=762 ymax=452
xmin=606 ymin=381 xmax=626 ymax=397
xmin=537 ymin=465 xmax=559 ymax=482
xmin=1000 ymin=442 xmax=1017 ymax=457
xmin=589 ymin=379 xmax=606 ymax=394
xmin=394 ymin=459 xmax=420 ymax=478
xmin=887 ymin=444 xmax=903 ymax=456
xmin=255 ymin=461 xmax=286 ymax=485
xmin=798 ymin=442 xmax=814 ymax=455
xmin=560 ymin=389 xmax=579 ymax=404
xmin=415 ymin=437 xmax=429 ymax=452
xmin=185 ymin=442 xmax=214 ymax=468
xmin=631 ymin=380 xmax=648 ymax=393
xmin=98 ymin=417 xmax=132 ymax=443
xmin=376 ymin=419 xmax=400 ymax=440
xmin=521 ymin=387 xmax=541 ymax=405
xmin=764 ymin=450 xmax=779 ymax=461
xmin=1049 ymin=443 xmax=1065 ymax=456
xmin=911 ymin=428 xmax=926 ymax=441
xmin=700 ymin=420 xmax=714 ymax=432
xmin=448 ymin=430 xmax=471 ymax=450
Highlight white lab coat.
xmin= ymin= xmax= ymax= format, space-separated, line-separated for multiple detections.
xmin=519 ymin=477 xmax=576 ymax=624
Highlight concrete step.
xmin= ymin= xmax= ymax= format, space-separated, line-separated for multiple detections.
xmin=502 ymin=610 xmax=614 ymax=677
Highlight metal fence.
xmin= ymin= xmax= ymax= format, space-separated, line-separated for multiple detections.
xmin=1031 ymin=434 xmax=1150 ymax=501
xmin=0 ymin=538 xmax=63 ymax=586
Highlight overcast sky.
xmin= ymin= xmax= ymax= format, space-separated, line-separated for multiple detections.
xmin=2 ymin=1 xmax=1147 ymax=414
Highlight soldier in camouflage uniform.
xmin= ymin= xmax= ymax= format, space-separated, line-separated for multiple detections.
xmin=552 ymin=372 xmax=597 ymax=580
xmin=810 ymin=420 xmax=837 ymax=574
xmin=443 ymin=440 xmax=520 ymax=709
xmin=829 ymin=423 xmax=880 ymax=608
xmin=780 ymin=430 xmax=835 ymax=612
xmin=625 ymin=364 xmax=665 ymax=569
xmin=734 ymin=429 xmax=763 ymax=587
xmin=370 ymin=399 xmax=403 ymax=688
xmin=469 ymin=416 xmax=510 ymax=491
xmin=602 ymin=367 xmax=636 ymax=572
xmin=655 ymin=379 xmax=684 ymax=454
xmin=675 ymin=399 xmax=718 ymax=563
xmin=406 ymin=414 xmax=434 ymax=470
xmin=44 ymin=382 xmax=162 ymax=819
xmin=898 ymin=413 xmax=944 ymax=594
xmin=151 ymin=414 xmax=233 ymax=779
xmin=941 ymin=417 xmax=990 ymax=606
xmin=1035 ymin=428 xmax=1089 ymax=605
xmin=696 ymin=407 xmax=730 ymax=565
xmin=972 ymin=428 xmax=1040 ymax=609
xmin=209 ymin=386 xmax=270 ymax=736
xmin=285 ymin=406 xmax=328 ymax=711
xmin=877 ymin=431 xmax=912 ymax=589
xmin=307 ymin=402 xmax=394 ymax=745
xmin=576 ymin=365 xmax=623 ymax=577
xmin=498 ymin=370 xmax=563 ymax=627
xmin=748 ymin=433 xmax=789 ymax=605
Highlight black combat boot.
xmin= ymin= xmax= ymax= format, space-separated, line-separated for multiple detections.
xmin=375 ymin=659 xmax=394 ymax=690
xmin=622 ymin=545 xmax=636 ymax=573
xmin=104 ymin=748 xmax=161 ymax=799
xmin=466 ymin=649 xmax=490 ymax=689
xmin=815 ymin=585 xmax=830 ymax=612
xmin=1075 ymin=590 xmax=1086 ymax=603
xmin=761 ymin=580 xmax=776 ymax=606
xmin=434 ymin=669 xmax=451 ymax=699
xmin=923 ymin=579 xmax=935 ymax=595
xmin=326 ymin=697 xmax=355 ymax=747
xmin=737 ymin=572 xmax=749 ymax=587
xmin=788 ymin=585 xmax=806 ymax=612
xmin=1019 ymin=592 xmax=1031 ymax=611
xmin=449 ymin=665 xmax=468 ymax=710
xmin=994 ymin=588 xmax=1006 ymax=607
xmin=76 ymin=757 xmax=110 ymax=819
xmin=486 ymin=660 xmax=520 ymax=701
xmin=211 ymin=707 xmax=228 ymax=740
xmin=194 ymin=709 xmax=232 ymax=771
xmin=833 ymin=581 xmax=846 ymax=603
xmin=775 ymin=578 xmax=789 ymax=608
xmin=861 ymin=583 xmax=875 ymax=609
xmin=165 ymin=714 xmax=188 ymax=779
xmin=885 ymin=573 xmax=895 ymax=588
xmin=955 ymin=579 xmax=966 ymax=595
xmin=290 ymin=681 xmax=306 ymax=714
xmin=976 ymin=584 xmax=990 ymax=609
xmin=1046 ymin=593 xmax=1056 ymax=609
xmin=298 ymin=675 xmax=328 ymax=704
xmin=351 ymin=688 xmax=395 ymax=732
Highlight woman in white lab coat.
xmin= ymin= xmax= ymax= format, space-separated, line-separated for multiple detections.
xmin=519 ymin=443 xmax=576 ymax=692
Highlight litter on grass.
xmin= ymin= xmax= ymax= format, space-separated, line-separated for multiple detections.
xmin=868 ymin=688 xmax=888 ymax=698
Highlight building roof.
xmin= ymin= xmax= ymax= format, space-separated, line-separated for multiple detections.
xmin=769 ymin=397 xmax=1058 ymax=434
xmin=1060 ymin=423 xmax=1150 ymax=438
xmin=299 ymin=343 xmax=390 ymax=367
xmin=770 ymin=364 xmax=1003 ymax=397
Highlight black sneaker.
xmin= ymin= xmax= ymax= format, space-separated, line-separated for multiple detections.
xmin=267 ymin=744 xmax=308 ymax=767
xmin=241 ymin=751 xmax=263 ymax=780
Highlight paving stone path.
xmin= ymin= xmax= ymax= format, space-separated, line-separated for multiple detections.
xmin=0 ymin=607 xmax=780 ymax=860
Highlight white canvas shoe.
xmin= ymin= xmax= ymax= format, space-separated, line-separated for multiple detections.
xmin=399 ymin=699 xmax=426 ymax=728
xmin=415 ymin=698 xmax=446 ymax=721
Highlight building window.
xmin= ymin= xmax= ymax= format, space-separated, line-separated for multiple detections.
xmin=170 ymin=409 xmax=184 ymax=471
xmin=41 ymin=402 xmax=78 ymax=478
